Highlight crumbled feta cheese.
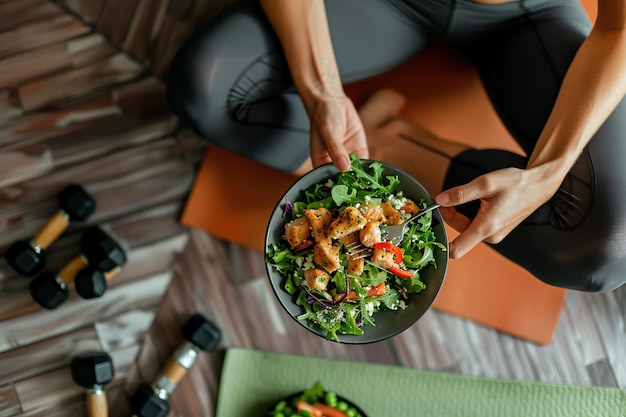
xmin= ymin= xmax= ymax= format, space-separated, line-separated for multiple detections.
xmin=302 ymin=253 xmax=315 ymax=270
xmin=387 ymin=193 xmax=408 ymax=210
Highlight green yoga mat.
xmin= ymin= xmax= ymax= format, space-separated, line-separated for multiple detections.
xmin=215 ymin=348 xmax=625 ymax=417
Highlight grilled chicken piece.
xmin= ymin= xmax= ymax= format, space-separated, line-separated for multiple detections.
xmin=338 ymin=231 xmax=359 ymax=247
xmin=347 ymin=256 xmax=365 ymax=276
xmin=361 ymin=204 xmax=386 ymax=222
xmin=304 ymin=268 xmax=331 ymax=291
xmin=327 ymin=206 xmax=367 ymax=239
xmin=359 ymin=221 xmax=382 ymax=248
xmin=381 ymin=202 xmax=403 ymax=225
xmin=304 ymin=207 xmax=333 ymax=242
xmin=371 ymin=246 xmax=396 ymax=269
xmin=313 ymin=238 xmax=341 ymax=273
xmin=283 ymin=216 xmax=311 ymax=247
xmin=400 ymin=199 xmax=419 ymax=214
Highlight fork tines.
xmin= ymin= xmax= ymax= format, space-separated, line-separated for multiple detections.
xmin=345 ymin=241 xmax=372 ymax=260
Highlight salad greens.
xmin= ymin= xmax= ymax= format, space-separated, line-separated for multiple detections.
xmin=265 ymin=381 xmax=364 ymax=417
xmin=267 ymin=154 xmax=446 ymax=342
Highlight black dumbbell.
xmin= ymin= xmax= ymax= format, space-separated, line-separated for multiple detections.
xmin=5 ymin=184 xmax=95 ymax=276
xmin=29 ymin=227 xmax=126 ymax=309
xmin=74 ymin=265 xmax=122 ymax=299
xmin=71 ymin=351 xmax=114 ymax=417
xmin=130 ymin=314 xmax=221 ymax=417
xmin=74 ymin=267 xmax=118 ymax=300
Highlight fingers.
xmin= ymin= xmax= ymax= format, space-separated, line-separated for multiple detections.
xmin=448 ymin=217 xmax=489 ymax=259
xmin=436 ymin=207 xmax=478 ymax=259
xmin=436 ymin=176 xmax=495 ymax=209
xmin=437 ymin=206 xmax=470 ymax=233
xmin=435 ymin=177 xmax=496 ymax=259
xmin=310 ymin=98 xmax=369 ymax=171
xmin=325 ymin=139 xmax=352 ymax=171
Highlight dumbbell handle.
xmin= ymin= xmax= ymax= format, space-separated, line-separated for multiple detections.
xmin=152 ymin=341 xmax=199 ymax=398
xmin=57 ymin=255 xmax=88 ymax=286
xmin=104 ymin=267 xmax=120 ymax=281
xmin=85 ymin=389 xmax=108 ymax=417
xmin=32 ymin=211 xmax=70 ymax=250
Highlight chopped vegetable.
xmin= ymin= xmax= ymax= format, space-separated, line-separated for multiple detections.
xmin=337 ymin=282 xmax=387 ymax=302
xmin=387 ymin=266 xmax=414 ymax=279
xmin=266 ymin=382 xmax=361 ymax=417
xmin=373 ymin=241 xmax=403 ymax=263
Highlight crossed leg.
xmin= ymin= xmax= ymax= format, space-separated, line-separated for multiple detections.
xmin=358 ymin=89 xmax=470 ymax=196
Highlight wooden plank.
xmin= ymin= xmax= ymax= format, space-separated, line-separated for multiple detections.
xmin=124 ymin=330 xmax=158 ymax=392
xmin=0 ymin=384 xmax=21 ymax=417
xmin=14 ymin=368 xmax=84 ymax=413
xmin=95 ymin=309 xmax=156 ymax=352
xmin=0 ymin=117 xmax=176 ymax=188
xmin=0 ymin=231 xmax=189 ymax=325
xmin=586 ymin=292 xmax=626 ymax=387
xmin=0 ymin=142 xmax=53 ymax=187
xmin=0 ymin=11 xmax=90 ymax=59
xmin=121 ymin=0 xmax=169 ymax=62
xmin=16 ymin=398 xmax=88 ymax=417
xmin=0 ymin=0 xmax=57 ymax=32
xmin=0 ymin=34 xmax=115 ymax=90
xmin=0 ymin=88 xmax=23 ymax=122
xmin=0 ymin=138 xmax=198 ymax=247
xmin=58 ymin=0 xmax=106 ymax=24
xmin=0 ymin=326 xmax=100 ymax=386
xmin=96 ymin=0 xmax=140 ymax=47
xmin=0 ymin=76 xmax=169 ymax=149
xmin=0 ymin=93 xmax=118 ymax=148
xmin=18 ymin=52 xmax=143 ymax=111
xmin=0 ymin=272 xmax=172 ymax=351
xmin=149 ymin=14 xmax=191 ymax=77
xmin=14 ymin=343 xmax=138 ymax=413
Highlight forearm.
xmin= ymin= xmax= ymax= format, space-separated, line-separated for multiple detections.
xmin=259 ymin=0 xmax=344 ymax=112
xmin=527 ymin=7 xmax=626 ymax=185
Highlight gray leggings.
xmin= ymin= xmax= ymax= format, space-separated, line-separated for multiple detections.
xmin=166 ymin=0 xmax=626 ymax=292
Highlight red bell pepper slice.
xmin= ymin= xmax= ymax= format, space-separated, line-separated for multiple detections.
xmin=388 ymin=266 xmax=414 ymax=279
xmin=373 ymin=241 xmax=403 ymax=263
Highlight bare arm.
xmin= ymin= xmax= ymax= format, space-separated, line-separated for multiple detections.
xmin=259 ymin=0 xmax=368 ymax=171
xmin=438 ymin=0 xmax=626 ymax=259
xmin=527 ymin=0 xmax=626 ymax=176
xmin=259 ymin=0 xmax=342 ymax=109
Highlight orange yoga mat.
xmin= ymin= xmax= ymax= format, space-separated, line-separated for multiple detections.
xmin=181 ymin=146 xmax=565 ymax=345
xmin=179 ymin=29 xmax=588 ymax=344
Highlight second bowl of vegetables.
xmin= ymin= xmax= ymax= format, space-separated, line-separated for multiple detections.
xmin=265 ymin=154 xmax=448 ymax=343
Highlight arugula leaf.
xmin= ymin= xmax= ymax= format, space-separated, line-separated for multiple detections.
xmin=348 ymin=153 xmax=400 ymax=195
xmin=331 ymin=184 xmax=358 ymax=206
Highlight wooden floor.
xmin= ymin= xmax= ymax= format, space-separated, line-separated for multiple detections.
xmin=0 ymin=1 xmax=625 ymax=416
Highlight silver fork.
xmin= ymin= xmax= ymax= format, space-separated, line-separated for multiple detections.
xmin=345 ymin=203 xmax=440 ymax=259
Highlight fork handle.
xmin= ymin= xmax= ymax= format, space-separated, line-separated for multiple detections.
xmin=410 ymin=203 xmax=440 ymax=221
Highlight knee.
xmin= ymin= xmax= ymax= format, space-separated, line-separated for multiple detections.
xmin=540 ymin=255 xmax=626 ymax=293
xmin=165 ymin=39 xmax=214 ymax=120
xmin=579 ymin=258 xmax=626 ymax=292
